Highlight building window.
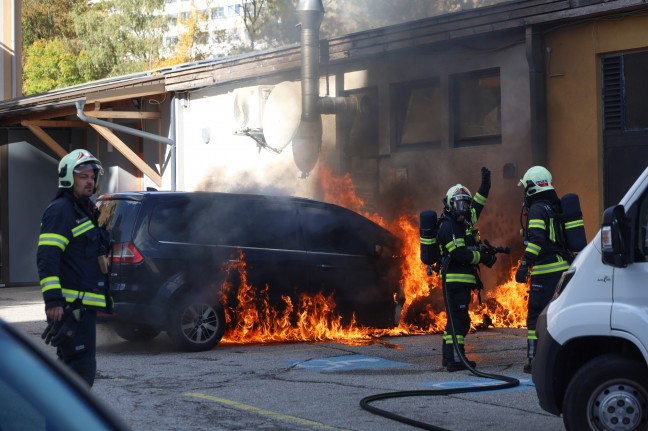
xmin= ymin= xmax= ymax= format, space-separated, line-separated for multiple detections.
xmin=451 ymin=68 xmax=501 ymax=147
xmin=211 ymin=7 xmax=224 ymax=19
xmin=228 ymin=4 xmax=241 ymax=16
xmin=391 ymin=78 xmax=442 ymax=149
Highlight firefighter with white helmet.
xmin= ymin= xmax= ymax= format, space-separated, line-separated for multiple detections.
xmin=37 ymin=149 xmax=111 ymax=387
xmin=516 ymin=165 xmax=570 ymax=374
xmin=437 ymin=167 xmax=497 ymax=372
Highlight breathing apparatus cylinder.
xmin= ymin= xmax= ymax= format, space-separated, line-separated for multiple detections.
xmin=419 ymin=210 xmax=438 ymax=266
xmin=560 ymin=193 xmax=587 ymax=252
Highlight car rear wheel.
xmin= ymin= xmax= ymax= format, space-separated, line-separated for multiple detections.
xmin=562 ymin=354 xmax=648 ymax=431
xmin=167 ymin=294 xmax=226 ymax=352
xmin=113 ymin=323 xmax=161 ymax=342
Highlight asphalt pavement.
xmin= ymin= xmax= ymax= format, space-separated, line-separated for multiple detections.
xmin=0 ymin=286 xmax=565 ymax=431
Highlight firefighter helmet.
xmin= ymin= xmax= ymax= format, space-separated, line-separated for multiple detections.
xmin=445 ymin=184 xmax=472 ymax=217
xmin=58 ymin=149 xmax=103 ymax=191
xmin=519 ymin=166 xmax=553 ymax=196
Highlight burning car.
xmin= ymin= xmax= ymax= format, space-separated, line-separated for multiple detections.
xmin=96 ymin=191 xmax=403 ymax=352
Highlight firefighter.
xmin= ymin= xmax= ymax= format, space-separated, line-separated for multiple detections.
xmin=37 ymin=149 xmax=111 ymax=387
xmin=515 ymin=166 xmax=570 ymax=374
xmin=438 ymin=167 xmax=496 ymax=372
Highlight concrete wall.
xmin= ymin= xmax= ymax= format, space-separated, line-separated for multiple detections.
xmin=8 ymin=142 xmax=57 ymax=284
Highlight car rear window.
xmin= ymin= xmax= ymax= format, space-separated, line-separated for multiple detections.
xmin=97 ymin=199 xmax=141 ymax=243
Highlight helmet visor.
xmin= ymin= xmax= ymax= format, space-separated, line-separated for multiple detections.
xmin=453 ymin=199 xmax=471 ymax=215
xmin=74 ymin=162 xmax=103 ymax=174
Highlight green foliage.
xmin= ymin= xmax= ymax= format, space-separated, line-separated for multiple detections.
xmin=22 ymin=0 xmax=86 ymax=47
xmin=22 ymin=38 xmax=84 ymax=95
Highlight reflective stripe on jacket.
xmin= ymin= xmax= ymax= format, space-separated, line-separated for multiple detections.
xmin=37 ymin=192 xmax=110 ymax=311
xmin=523 ymin=201 xmax=570 ymax=277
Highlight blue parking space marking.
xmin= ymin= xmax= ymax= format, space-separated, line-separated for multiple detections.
xmin=288 ymin=355 xmax=410 ymax=372
xmin=419 ymin=377 xmax=534 ymax=392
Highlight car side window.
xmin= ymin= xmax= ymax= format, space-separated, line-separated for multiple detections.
xmin=218 ymin=200 xmax=299 ymax=250
xmin=149 ymin=197 xmax=299 ymax=250
xmin=300 ymin=205 xmax=371 ymax=255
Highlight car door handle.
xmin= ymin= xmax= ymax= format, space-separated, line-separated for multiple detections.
xmin=317 ymin=264 xmax=334 ymax=269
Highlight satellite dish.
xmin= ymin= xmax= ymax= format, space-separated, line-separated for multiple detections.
xmin=262 ymin=81 xmax=302 ymax=149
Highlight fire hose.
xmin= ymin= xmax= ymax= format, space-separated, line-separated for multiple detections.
xmin=359 ymin=243 xmax=520 ymax=431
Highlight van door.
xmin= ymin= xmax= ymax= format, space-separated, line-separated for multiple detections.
xmin=215 ymin=197 xmax=313 ymax=311
xmin=610 ymin=188 xmax=648 ymax=352
xmin=299 ymin=203 xmax=396 ymax=328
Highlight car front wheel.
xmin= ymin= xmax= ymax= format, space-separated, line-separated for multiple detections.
xmin=562 ymin=354 xmax=648 ymax=431
xmin=167 ymin=294 xmax=226 ymax=352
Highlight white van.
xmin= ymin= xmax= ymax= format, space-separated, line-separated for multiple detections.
xmin=532 ymin=166 xmax=648 ymax=431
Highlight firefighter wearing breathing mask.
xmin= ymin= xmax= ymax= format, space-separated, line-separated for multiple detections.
xmin=515 ymin=166 xmax=570 ymax=374
xmin=437 ymin=167 xmax=496 ymax=372
xmin=37 ymin=149 xmax=112 ymax=387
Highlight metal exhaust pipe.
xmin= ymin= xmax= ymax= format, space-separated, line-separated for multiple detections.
xmin=296 ymin=0 xmax=324 ymax=122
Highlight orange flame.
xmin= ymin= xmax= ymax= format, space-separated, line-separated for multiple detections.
xmin=218 ymin=166 xmax=528 ymax=345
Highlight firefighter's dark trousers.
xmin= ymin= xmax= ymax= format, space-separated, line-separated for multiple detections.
xmin=526 ymin=271 xmax=563 ymax=359
xmin=442 ymin=282 xmax=472 ymax=365
xmin=56 ymin=309 xmax=97 ymax=387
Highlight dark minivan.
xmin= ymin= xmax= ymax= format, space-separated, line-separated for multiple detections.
xmin=97 ymin=191 xmax=403 ymax=351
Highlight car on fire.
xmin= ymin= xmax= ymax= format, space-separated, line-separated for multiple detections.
xmin=96 ymin=191 xmax=403 ymax=352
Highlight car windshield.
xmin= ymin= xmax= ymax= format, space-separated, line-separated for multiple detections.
xmin=0 ymin=327 xmax=115 ymax=431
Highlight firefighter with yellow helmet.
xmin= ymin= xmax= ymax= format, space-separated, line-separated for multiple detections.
xmin=437 ymin=167 xmax=496 ymax=372
xmin=37 ymin=149 xmax=111 ymax=387
xmin=516 ymin=166 xmax=571 ymax=374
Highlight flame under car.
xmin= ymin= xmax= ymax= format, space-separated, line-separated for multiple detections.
xmin=96 ymin=191 xmax=403 ymax=352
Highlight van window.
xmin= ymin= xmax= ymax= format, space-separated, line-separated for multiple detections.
xmin=149 ymin=197 xmax=300 ymax=250
xmin=637 ymin=190 xmax=648 ymax=259
xmin=97 ymin=200 xmax=140 ymax=243
xmin=300 ymin=205 xmax=372 ymax=255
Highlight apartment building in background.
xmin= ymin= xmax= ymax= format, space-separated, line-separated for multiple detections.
xmin=162 ymin=0 xmax=247 ymax=59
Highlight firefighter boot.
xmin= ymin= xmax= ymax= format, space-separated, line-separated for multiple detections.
xmin=442 ymin=342 xmax=455 ymax=369
xmin=446 ymin=343 xmax=476 ymax=372
xmin=441 ymin=338 xmax=449 ymax=367
xmin=524 ymin=338 xmax=537 ymax=374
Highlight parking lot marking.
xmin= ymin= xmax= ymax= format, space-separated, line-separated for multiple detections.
xmin=288 ymin=354 xmax=410 ymax=372
xmin=184 ymin=392 xmax=349 ymax=430
xmin=419 ymin=377 xmax=534 ymax=392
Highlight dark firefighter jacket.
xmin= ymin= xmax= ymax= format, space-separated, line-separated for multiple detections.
xmin=522 ymin=190 xmax=570 ymax=277
xmin=37 ymin=190 xmax=111 ymax=312
xmin=437 ymin=183 xmax=490 ymax=286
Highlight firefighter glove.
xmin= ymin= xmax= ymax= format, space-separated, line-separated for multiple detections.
xmin=480 ymin=252 xmax=497 ymax=268
xmin=481 ymin=167 xmax=491 ymax=191
xmin=515 ymin=261 xmax=530 ymax=283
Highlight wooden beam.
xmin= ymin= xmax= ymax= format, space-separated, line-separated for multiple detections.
xmin=23 ymin=120 xmax=86 ymax=128
xmin=85 ymin=110 xmax=161 ymax=120
xmin=88 ymin=123 xmax=162 ymax=187
xmin=21 ymin=121 xmax=68 ymax=158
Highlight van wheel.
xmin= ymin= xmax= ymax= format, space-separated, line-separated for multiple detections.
xmin=167 ymin=295 xmax=226 ymax=352
xmin=563 ymin=354 xmax=648 ymax=431
xmin=113 ymin=323 xmax=160 ymax=341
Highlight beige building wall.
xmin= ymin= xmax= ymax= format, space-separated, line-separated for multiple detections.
xmin=545 ymin=14 xmax=648 ymax=237
xmin=1 ymin=0 xmax=21 ymax=101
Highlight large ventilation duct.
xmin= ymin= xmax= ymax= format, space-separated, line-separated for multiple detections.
xmin=294 ymin=0 xmax=361 ymax=178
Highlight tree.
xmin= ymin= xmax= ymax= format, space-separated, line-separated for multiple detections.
xmin=73 ymin=0 xmax=167 ymax=79
xmin=22 ymin=0 xmax=86 ymax=47
xmin=23 ymin=38 xmax=84 ymax=95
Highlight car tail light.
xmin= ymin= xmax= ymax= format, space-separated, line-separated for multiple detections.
xmin=111 ymin=242 xmax=144 ymax=264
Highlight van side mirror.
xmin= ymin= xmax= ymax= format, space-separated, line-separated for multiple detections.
xmin=601 ymin=205 xmax=629 ymax=268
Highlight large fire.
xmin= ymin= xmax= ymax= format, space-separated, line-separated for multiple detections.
xmin=220 ymin=166 xmax=529 ymax=345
